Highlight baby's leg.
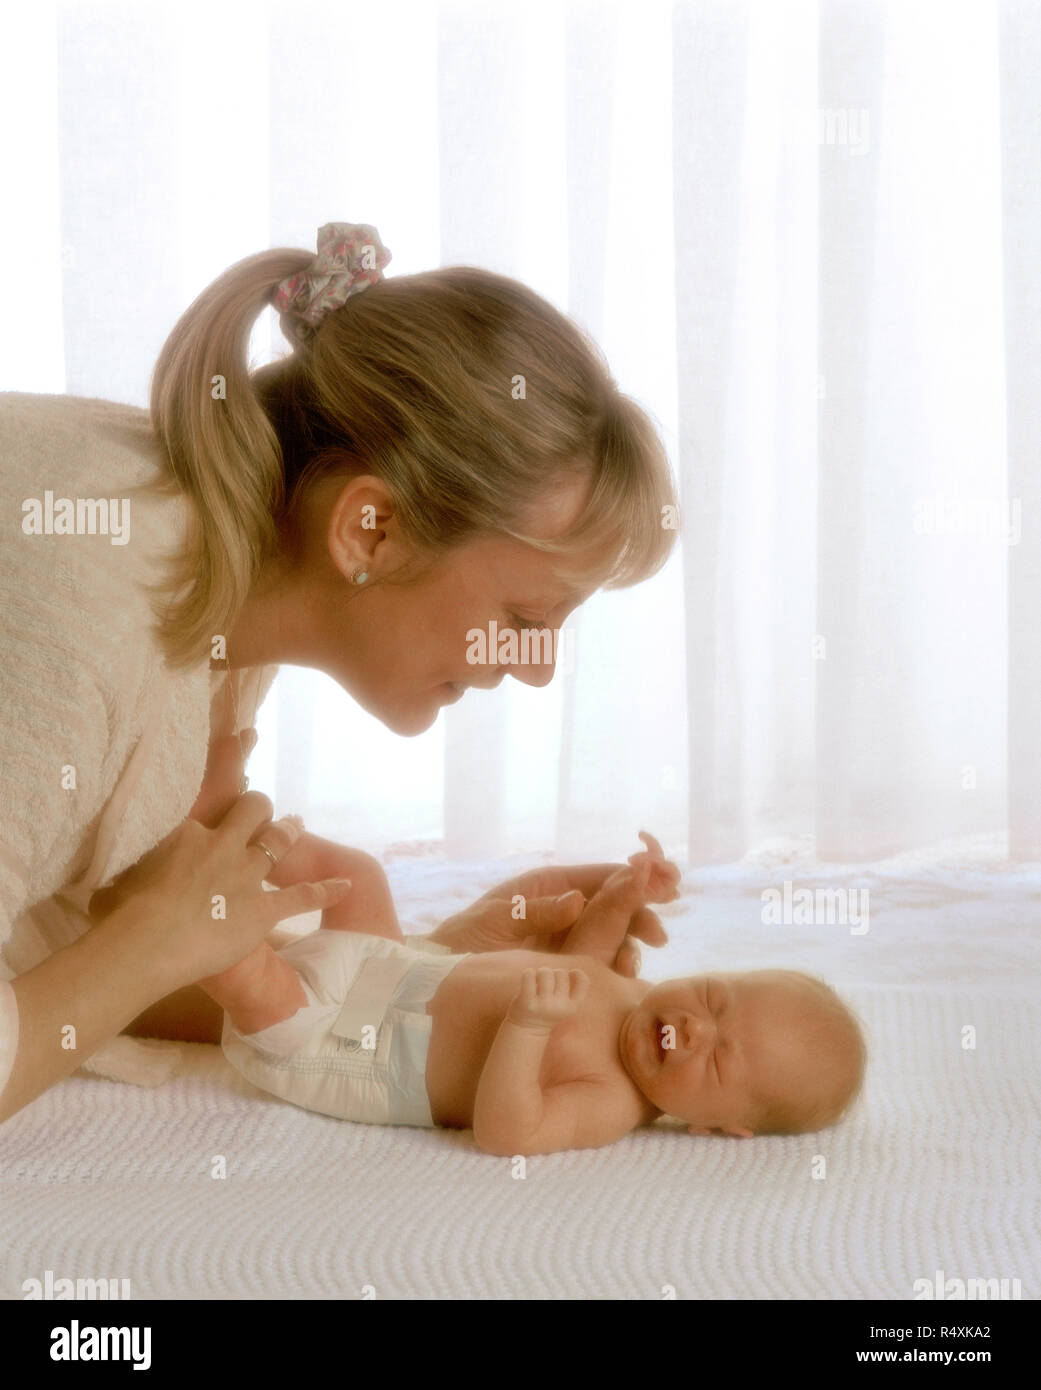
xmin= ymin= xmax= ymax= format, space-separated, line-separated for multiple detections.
xmin=125 ymin=942 xmax=302 ymax=1043
xmin=125 ymin=984 xmax=225 ymax=1044
xmin=197 ymin=839 xmax=406 ymax=1034
xmin=198 ymin=943 xmax=308 ymax=1035
xmin=268 ymin=833 xmax=405 ymax=943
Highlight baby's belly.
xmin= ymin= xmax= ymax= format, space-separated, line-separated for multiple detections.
xmin=424 ymin=950 xmax=610 ymax=1130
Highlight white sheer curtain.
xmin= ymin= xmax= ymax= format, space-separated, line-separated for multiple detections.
xmin=3 ymin=0 xmax=1038 ymax=866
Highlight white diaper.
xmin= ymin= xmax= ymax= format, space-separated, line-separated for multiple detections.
xmin=220 ymin=931 xmax=468 ymax=1127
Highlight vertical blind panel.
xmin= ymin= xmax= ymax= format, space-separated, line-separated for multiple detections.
xmin=1000 ymin=0 xmax=1041 ymax=858
xmin=816 ymin=0 xmax=887 ymax=858
xmin=58 ymin=2 xmax=181 ymax=405
xmin=0 ymin=2 xmax=63 ymax=391
xmin=817 ymin=0 xmax=1006 ymax=860
xmin=673 ymin=0 xmax=749 ymax=862
xmin=437 ymin=1 xmax=527 ymax=852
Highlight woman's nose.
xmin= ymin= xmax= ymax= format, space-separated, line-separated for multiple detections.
xmin=506 ymin=655 xmax=557 ymax=688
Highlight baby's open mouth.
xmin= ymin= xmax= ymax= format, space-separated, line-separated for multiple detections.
xmin=652 ymin=1015 xmax=664 ymax=1064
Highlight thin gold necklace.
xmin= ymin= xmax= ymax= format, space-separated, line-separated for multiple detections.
xmin=222 ymin=662 xmax=262 ymax=793
xmin=228 ymin=663 xmax=263 ymax=731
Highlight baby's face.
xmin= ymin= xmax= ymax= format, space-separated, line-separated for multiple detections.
xmin=619 ymin=970 xmax=841 ymax=1137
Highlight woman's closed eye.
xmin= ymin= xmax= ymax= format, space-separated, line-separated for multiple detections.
xmin=506 ymin=611 xmax=547 ymax=631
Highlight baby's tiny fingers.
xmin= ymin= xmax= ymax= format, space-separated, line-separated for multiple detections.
xmin=638 ymin=830 xmax=665 ymax=859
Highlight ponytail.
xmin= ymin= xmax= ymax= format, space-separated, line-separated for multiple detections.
xmin=149 ymin=249 xmax=310 ymax=667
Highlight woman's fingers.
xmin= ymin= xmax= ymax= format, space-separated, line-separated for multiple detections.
xmin=479 ymin=863 xmax=625 ymax=906
xmin=247 ymin=814 xmax=303 ymax=876
xmin=520 ymin=891 xmax=587 ymax=936
xmin=263 ymin=877 xmax=353 ymax=925
xmin=600 ymin=858 xmax=650 ymax=903
xmin=216 ymin=789 xmax=276 ymax=839
xmin=189 ymin=735 xmax=246 ymax=827
xmin=627 ymin=905 xmax=668 ymax=948
xmin=615 ymin=936 xmax=643 ymax=977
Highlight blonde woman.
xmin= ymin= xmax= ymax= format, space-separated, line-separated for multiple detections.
xmin=0 ymin=223 xmax=677 ymax=1124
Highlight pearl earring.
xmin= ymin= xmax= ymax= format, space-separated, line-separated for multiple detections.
xmin=351 ymin=567 xmax=369 ymax=585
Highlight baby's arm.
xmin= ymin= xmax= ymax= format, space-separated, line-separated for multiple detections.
xmin=472 ymin=967 xmax=636 ymax=1156
xmin=559 ymin=832 xmax=680 ymax=967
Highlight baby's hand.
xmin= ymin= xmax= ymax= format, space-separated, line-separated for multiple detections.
xmin=507 ymin=967 xmax=589 ymax=1032
xmin=626 ymin=830 xmax=682 ymax=905
xmin=586 ymin=831 xmax=680 ymax=912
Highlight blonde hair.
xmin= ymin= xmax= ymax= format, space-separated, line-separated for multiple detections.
xmin=750 ymin=973 xmax=868 ymax=1135
xmin=148 ymin=244 xmax=678 ymax=668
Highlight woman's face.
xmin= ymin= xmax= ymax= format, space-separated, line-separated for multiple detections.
xmin=306 ymin=471 xmax=605 ymax=735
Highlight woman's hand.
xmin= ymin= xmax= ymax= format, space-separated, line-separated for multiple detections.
xmin=189 ymin=728 xmax=257 ymax=827
xmin=87 ymin=792 xmax=352 ymax=992
xmin=428 ymin=833 xmax=681 ymax=975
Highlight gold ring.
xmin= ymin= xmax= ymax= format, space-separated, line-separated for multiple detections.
xmin=253 ymin=840 xmax=278 ymax=869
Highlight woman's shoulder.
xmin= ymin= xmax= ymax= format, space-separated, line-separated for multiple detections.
xmin=0 ymin=391 xmax=200 ymax=719
xmin=0 ymin=391 xmax=161 ymax=487
xmin=0 ymin=389 xmax=152 ymax=435
xmin=0 ymin=390 xmax=148 ymax=419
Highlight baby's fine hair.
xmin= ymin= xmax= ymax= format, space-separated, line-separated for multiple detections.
xmin=148 ymin=247 xmax=678 ymax=667
xmin=752 ymin=972 xmax=868 ymax=1135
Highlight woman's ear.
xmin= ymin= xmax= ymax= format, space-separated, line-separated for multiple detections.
xmin=325 ymin=474 xmax=395 ymax=581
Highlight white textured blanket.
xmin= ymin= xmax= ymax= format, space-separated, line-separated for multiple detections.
xmin=2 ymin=846 xmax=1039 ymax=1300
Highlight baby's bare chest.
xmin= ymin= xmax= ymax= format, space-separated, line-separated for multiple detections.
xmin=425 ymin=952 xmax=629 ymax=1126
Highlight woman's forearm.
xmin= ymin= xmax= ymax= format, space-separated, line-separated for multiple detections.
xmin=0 ymin=907 xmax=176 ymax=1124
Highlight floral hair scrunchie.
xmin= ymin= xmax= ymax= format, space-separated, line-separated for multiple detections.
xmin=272 ymin=222 xmax=392 ymax=348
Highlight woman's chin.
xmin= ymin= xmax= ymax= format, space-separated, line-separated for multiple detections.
xmin=377 ymin=694 xmax=443 ymax=737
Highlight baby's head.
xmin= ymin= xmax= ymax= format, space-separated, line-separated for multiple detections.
xmin=620 ymin=969 xmax=866 ymax=1137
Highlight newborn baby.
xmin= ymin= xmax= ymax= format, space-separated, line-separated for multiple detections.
xmin=207 ymin=833 xmax=866 ymax=1155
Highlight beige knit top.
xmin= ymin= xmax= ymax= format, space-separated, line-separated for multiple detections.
xmin=0 ymin=391 xmax=277 ymax=1097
